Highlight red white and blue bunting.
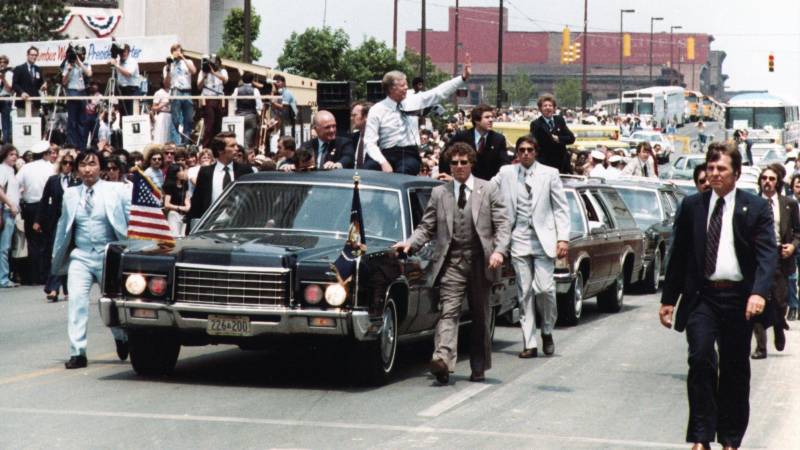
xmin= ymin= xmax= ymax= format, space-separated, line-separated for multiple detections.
xmin=54 ymin=11 xmax=123 ymax=38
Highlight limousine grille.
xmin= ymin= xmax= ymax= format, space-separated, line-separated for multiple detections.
xmin=175 ymin=265 xmax=289 ymax=307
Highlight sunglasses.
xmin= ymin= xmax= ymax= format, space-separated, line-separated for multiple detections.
xmin=451 ymin=160 xmax=471 ymax=166
xmin=518 ymin=147 xmax=535 ymax=154
xmin=760 ymin=175 xmax=777 ymax=181
xmin=697 ymin=178 xmax=708 ymax=184
xmin=151 ymin=157 xmax=163 ymax=161
xmin=165 ymin=152 xmax=175 ymax=156
xmin=108 ymin=166 xmax=120 ymax=171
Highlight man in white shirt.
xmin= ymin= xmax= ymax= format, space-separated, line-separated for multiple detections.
xmin=16 ymin=140 xmax=55 ymax=284
xmin=0 ymin=55 xmax=13 ymax=144
xmin=62 ymin=46 xmax=92 ymax=150
xmin=364 ymin=57 xmax=472 ymax=175
xmin=588 ymin=150 xmax=607 ymax=178
xmin=0 ymin=144 xmax=21 ymax=287
xmin=164 ymin=44 xmax=197 ymax=145
xmin=197 ymin=55 xmax=228 ymax=147
xmin=605 ymin=155 xmax=624 ymax=179
xmin=189 ymin=132 xmax=254 ymax=220
xmin=108 ymin=44 xmax=139 ymax=117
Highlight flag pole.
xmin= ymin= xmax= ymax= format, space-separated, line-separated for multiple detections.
xmin=353 ymin=173 xmax=361 ymax=308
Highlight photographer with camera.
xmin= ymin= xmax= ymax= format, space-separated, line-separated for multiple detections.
xmin=0 ymin=55 xmax=13 ymax=144
xmin=163 ymin=44 xmax=197 ymax=145
xmin=197 ymin=54 xmax=227 ymax=147
xmin=13 ymin=46 xmax=47 ymax=118
xmin=270 ymin=75 xmax=297 ymax=137
xmin=61 ymin=45 xmax=92 ymax=151
xmin=107 ymin=43 xmax=140 ymax=117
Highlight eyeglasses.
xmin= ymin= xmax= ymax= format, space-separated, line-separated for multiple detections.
xmin=451 ymin=160 xmax=471 ymax=166
xmin=760 ymin=175 xmax=777 ymax=181
xmin=107 ymin=166 xmax=120 ymax=171
xmin=165 ymin=152 xmax=175 ymax=156
xmin=517 ymin=147 xmax=536 ymax=154
xmin=151 ymin=157 xmax=162 ymax=161
xmin=697 ymin=178 xmax=708 ymax=185
xmin=61 ymin=160 xmax=74 ymax=165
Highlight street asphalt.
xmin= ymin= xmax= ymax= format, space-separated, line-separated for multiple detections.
xmin=1 ymin=282 xmax=798 ymax=449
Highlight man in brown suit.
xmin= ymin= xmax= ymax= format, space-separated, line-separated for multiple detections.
xmin=752 ymin=163 xmax=800 ymax=359
xmin=394 ymin=142 xmax=510 ymax=384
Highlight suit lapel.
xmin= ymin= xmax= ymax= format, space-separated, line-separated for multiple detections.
xmin=693 ymin=191 xmax=712 ymax=271
xmin=471 ymin=179 xmax=485 ymax=227
xmin=444 ymin=182 xmax=455 ymax=236
xmin=529 ymin=163 xmax=542 ymax=209
xmin=732 ymin=190 xmax=748 ymax=258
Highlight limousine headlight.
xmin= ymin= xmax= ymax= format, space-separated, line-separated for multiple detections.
xmin=125 ymin=274 xmax=147 ymax=296
xmin=325 ymin=283 xmax=347 ymax=307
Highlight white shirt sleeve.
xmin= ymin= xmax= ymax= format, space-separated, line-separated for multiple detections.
xmin=403 ymin=76 xmax=464 ymax=111
xmin=363 ymin=107 xmax=387 ymax=165
xmin=254 ymin=88 xmax=263 ymax=113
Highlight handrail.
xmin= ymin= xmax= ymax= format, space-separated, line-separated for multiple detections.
xmin=0 ymin=94 xmax=281 ymax=102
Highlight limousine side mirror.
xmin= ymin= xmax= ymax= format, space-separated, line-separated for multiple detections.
xmin=589 ymin=221 xmax=607 ymax=234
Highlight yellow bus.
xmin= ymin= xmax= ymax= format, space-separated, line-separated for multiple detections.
xmin=685 ymin=90 xmax=702 ymax=122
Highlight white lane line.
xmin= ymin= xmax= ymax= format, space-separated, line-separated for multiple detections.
xmin=416 ymin=383 xmax=492 ymax=417
xmin=0 ymin=406 xmax=687 ymax=448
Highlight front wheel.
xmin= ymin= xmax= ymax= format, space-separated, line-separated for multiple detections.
xmin=557 ymin=272 xmax=584 ymax=326
xmin=359 ymin=298 xmax=399 ymax=385
xmin=129 ymin=330 xmax=180 ymax=377
xmin=641 ymin=248 xmax=661 ymax=293
xmin=597 ymin=270 xmax=624 ymax=313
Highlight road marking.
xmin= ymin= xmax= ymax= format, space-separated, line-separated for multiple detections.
xmin=416 ymin=383 xmax=492 ymax=417
xmin=0 ymin=406 xmax=688 ymax=449
xmin=0 ymin=352 xmax=120 ymax=386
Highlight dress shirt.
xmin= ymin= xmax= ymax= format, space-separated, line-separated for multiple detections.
xmin=363 ymin=76 xmax=465 ymax=165
xmin=707 ymin=188 xmax=743 ymax=281
xmin=211 ymin=161 xmax=235 ymax=202
xmin=74 ymin=183 xmax=117 ymax=253
xmin=16 ymin=159 xmax=54 ymax=203
xmin=453 ymin=175 xmax=474 ymax=204
xmin=316 ymin=139 xmax=333 ymax=168
xmin=61 ymin=174 xmax=70 ymax=191
xmin=474 ymin=129 xmax=487 ymax=150
xmin=762 ymin=193 xmax=781 ymax=244
xmin=0 ymin=163 xmax=20 ymax=210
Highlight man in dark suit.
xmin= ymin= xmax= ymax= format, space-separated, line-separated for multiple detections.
xmin=349 ymin=102 xmax=371 ymax=169
xmin=529 ymin=94 xmax=575 ymax=173
xmin=34 ymin=154 xmax=80 ymax=301
xmin=439 ymin=104 xmax=510 ymax=181
xmin=660 ymin=142 xmax=776 ymax=450
xmin=297 ymin=110 xmax=354 ymax=170
xmin=751 ymin=163 xmax=800 ymax=359
xmin=189 ymin=131 xmax=253 ymax=221
xmin=12 ymin=46 xmax=46 ymax=114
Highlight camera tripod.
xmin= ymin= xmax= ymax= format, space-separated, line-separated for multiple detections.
xmin=44 ymin=84 xmax=64 ymax=142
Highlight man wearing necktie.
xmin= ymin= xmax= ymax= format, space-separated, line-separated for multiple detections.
xmin=529 ymin=94 xmax=575 ymax=174
xmin=751 ymin=164 xmax=800 ymax=359
xmin=660 ymin=143 xmax=776 ymax=450
xmin=12 ymin=46 xmax=47 ymax=116
xmin=189 ymin=132 xmax=254 ymax=221
xmin=491 ymin=135 xmax=569 ymax=358
xmin=622 ymin=141 xmax=657 ymax=178
xmin=438 ymin=104 xmax=511 ymax=181
xmin=51 ymin=151 xmax=131 ymax=369
xmin=298 ymin=110 xmax=354 ymax=171
xmin=395 ymin=142 xmax=510 ymax=384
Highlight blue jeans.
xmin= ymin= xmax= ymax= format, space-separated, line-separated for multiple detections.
xmin=0 ymin=210 xmax=15 ymax=286
xmin=0 ymin=98 xmax=12 ymax=144
xmin=67 ymin=248 xmax=126 ymax=357
xmin=66 ymin=89 xmax=87 ymax=150
xmin=790 ymin=255 xmax=800 ymax=310
xmin=170 ymin=92 xmax=193 ymax=144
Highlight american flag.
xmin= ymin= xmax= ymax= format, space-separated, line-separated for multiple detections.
xmin=128 ymin=168 xmax=175 ymax=245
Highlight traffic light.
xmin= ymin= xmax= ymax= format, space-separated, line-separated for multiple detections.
xmin=623 ymin=33 xmax=631 ymax=57
xmin=769 ymin=53 xmax=774 ymax=72
xmin=572 ymin=42 xmax=581 ymax=61
xmin=686 ymin=37 xmax=695 ymax=61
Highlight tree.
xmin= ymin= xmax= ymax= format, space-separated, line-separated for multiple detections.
xmin=506 ymin=69 xmax=535 ymax=107
xmin=342 ymin=37 xmax=407 ymax=99
xmin=0 ymin=0 xmax=67 ymax=43
xmin=554 ymin=79 xmax=581 ymax=109
xmin=276 ymin=27 xmax=350 ymax=81
xmin=217 ymin=7 xmax=262 ymax=61
xmin=399 ymin=50 xmax=449 ymax=89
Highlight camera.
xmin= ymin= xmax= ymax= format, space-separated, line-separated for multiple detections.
xmin=201 ymin=54 xmax=217 ymax=73
xmin=66 ymin=45 xmax=77 ymax=63
xmin=110 ymin=42 xmax=125 ymax=59
xmin=165 ymin=56 xmax=174 ymax=66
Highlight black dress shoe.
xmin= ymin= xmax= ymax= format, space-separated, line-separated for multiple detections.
xmin=775 ymin=328 xmax=786 ymax=352
xmin=788 ymin=308 xmax=797 ymax=321
xmin=469 ymin=371 xmax=485 ymax=382
xmin=430 ymin=358 xmax=449 ymax=385
xmin=751 ymin=349 xmax=767 ymax=360
xmin=518 ymin=348 xmax=538 ymax=358
xmin=542 ymin=334 xmax=555 ymax=356
xmin=46 ymin=291 xmax=58 ymax=302
xmin=115 ymin=339 xmax=129 ymax=361
xmin=65 ymin=355 xmax=87 ymax=369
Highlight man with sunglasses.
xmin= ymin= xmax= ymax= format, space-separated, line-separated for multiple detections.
xmin=491 ymin=135 xmax=569 ymax=358
xmin=751 ymin=164 xmax=800 ymax=359
xmin=34 ymin=154 xmax=80 ymax=301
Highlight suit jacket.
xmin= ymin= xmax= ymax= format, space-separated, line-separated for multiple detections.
xmin=189 ymin=161 xmax=253 ymax=220
xmin=775 ymin=195 xmax=800 ymax=276
xmin=661 ymin=189 xmax=777 ymax=332
xmin=35 ymin=174 xmax=81 ymax=234
xmin=300 ymin=137 xmax=355 ymax=169
xmin=530 ymin=115 xmax=575 ymax=173
xmin=51 ymin=180 xmax=131 ymax=276
xmin=621 ymin=157 xmax=657 ymax=178
xmin=439 ymin=129 xmax=510 ymax=180
xmin=407 ymin=177 xmax=510 ymax=283
xmin=490 ymin=162 xmax=570 ymax=259
xmin=12 ymin=62 xmax=44 ymax=108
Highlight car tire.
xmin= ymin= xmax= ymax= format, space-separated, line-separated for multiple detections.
xmin=597 ymin=270 xmax=624 ymax=313
xmin=557 ymin=272 xmax=583 ymax=326
xmin=360 ymin=298 xmax=399 ymax=386
xmin=641 ymin=248 xmax=661 ymax=294
xmin=129 ymin=330 xmax=180 ymax=377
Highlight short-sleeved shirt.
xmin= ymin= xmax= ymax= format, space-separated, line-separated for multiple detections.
xmin=164 ymin=60 xmax=192 ymax=91
xmin=280 ymin=88 xmax=298 ymax=118
xmin=0 ymin=71 xmax=13 ymax=96
xmin=199 ymin=69 xmax=228 ymax=96
xmin=0 ymin=163 xmax=20 ymax=210
xmin=62 ymin=65 xmax=86 ymax=90
xmin=117 ymin=57 xmax=140 ymax=87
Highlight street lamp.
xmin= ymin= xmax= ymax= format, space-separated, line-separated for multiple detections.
xmin=649 ymin=17 xmax=663 ymax=82
xmin=619 ymin=8 xmax=635 ymax=112
xmin=670 ymin=25 xmax=683 ymax=69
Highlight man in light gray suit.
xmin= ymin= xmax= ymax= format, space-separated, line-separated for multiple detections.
xmin=492 ymin=135 xmax=570 ymax=358
xmin=622 ymin=141 xmax=657 ymax=178
xmin=395 ymin=142 xmax=510 ymax=384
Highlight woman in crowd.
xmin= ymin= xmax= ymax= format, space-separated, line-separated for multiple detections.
xmin=143 ymin=144 xmax=165 ymax=189
xmin=151 ymin=79 xmax=172 ymax=144
xmin=163 ymin=164 xmax=190 ymax=237
xmin=105 ymin=156 xmax=130 ymax=184
xmin=187 ymin=148 xmax=214 ymax=195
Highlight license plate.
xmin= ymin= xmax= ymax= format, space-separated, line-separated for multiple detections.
xmin=207 ymin=315 xmax=252 ymax=336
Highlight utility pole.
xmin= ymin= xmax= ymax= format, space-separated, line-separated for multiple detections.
xmin=649 ymin=17 xmax=663 ymax=82
xmin=243 ymin=0 xmax=251 ymax=63
xmin=322 ymin=0 xmax=327 ymax=27
xmin=496 ymin=0 xmax=504 ymax=109
xmin=393 ymin=0 xmax=398 ymax=52
xmin=618 ymin=9 xmax=635 ymax=112
xmin=670 ymin=25 xmax=682 ymax=69
xmin=453 ymin=0 xmax=459 ymax=76
xmin=580 ymin=0 xmax=588 ymax=109
xmin=421 ymin=0 xmax=426 ymax=80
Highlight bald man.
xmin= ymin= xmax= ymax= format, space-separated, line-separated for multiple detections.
xmin=297 ymin=110 xmax=355 ymax=170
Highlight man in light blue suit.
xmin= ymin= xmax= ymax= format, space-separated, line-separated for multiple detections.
xmin=492 ymin=135 xmax=570 ymax=358
xmin=52 ymin=151 xmax=131 ymax=369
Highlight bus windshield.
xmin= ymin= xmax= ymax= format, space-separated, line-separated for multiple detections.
xmin=754 ymin=107 xmax=785 ymax=129
xmin=637 ymin=102 xmax=654 ymax=115
xmin=727 ymin=107 xmax=785 ymax=130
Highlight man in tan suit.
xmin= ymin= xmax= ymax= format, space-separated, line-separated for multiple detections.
xmin=394 ymin=142 xmax=510 ymax=384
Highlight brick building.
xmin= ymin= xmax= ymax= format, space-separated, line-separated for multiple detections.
xmin=406 ymin=7 xmax=727 ymax=106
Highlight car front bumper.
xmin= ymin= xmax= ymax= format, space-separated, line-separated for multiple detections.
xmin=98 ymin=297 xmax=381 ymax=341
xmin=554 ymin=271 xmax=575 ymax=294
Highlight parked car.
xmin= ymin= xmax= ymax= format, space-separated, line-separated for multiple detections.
xmin=554 ymin=176 xmax=646 ymax=326
xmin=621 ymin=130 xmax=675 ymax=154
xmin=664 ymin=154 xmax=706 ymax=180
xmin=750 ymin=143 xmax=786 ymax=168
xmin=98 ymin=170 xmax=518 ymax=383
xmin=606 ymin=177 xmax=684 ymax=293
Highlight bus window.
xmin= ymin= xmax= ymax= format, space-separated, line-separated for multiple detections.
xmin=754 ymin=107 xmax=785 ymax=129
